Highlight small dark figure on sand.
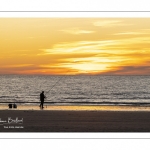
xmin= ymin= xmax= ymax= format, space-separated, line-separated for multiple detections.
xmin=40 ymin=91 xmax=46 ymax=109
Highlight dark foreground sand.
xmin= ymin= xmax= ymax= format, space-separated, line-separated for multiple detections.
xmin=1 ymin=109 xmax=150 ymax=132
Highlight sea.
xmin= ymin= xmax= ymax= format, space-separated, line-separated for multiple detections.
xmin=0 ymin=75 xmax=150 ymax=106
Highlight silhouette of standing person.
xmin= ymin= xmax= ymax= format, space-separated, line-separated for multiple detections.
xmin=40 ymin=91 xmax=46 ymax=109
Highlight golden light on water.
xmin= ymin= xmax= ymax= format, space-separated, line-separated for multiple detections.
xmin=1 ymin=18 xmax=150 ymax=75
xmin=1 ymin=104 xmax=150 ymax=111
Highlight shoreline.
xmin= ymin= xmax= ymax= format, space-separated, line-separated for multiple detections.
xmin=1 ymin=104 xmax=150 ymax=111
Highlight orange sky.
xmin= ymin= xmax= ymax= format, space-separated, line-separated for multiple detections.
xmin=1 ymin=18 xmax=150 ymax=75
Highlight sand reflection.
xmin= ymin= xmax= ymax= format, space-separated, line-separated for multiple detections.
xmin=0 ymin=104 xmax=150 ymax=111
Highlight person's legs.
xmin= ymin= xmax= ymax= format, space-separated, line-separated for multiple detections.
xmin=41 ymin=101 xmax=44 ymax=108
xmin=40 ymin=101 xmax=42 ymax=108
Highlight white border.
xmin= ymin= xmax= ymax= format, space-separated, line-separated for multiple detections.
xmin=0 ymin=133 xmax=150 ymax=139
xmin=0 ymin=0 xmax=150 ymax=11
xmin=2 ymin=138 xmax=150 ymax=150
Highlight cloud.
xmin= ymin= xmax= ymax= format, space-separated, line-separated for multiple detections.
xmin=1 ymin=64 xmax=34 ymax=68
xmin=114 ymin=31 xmax=150 ymax=35
xmin=0 ymin=64 xmax=40 ymax=74
xmin=60 ymin=28 xmax=95 ymax=35
xmin=40 ymin=37 xmax=150 ymax=61
xmin=41 ymin=40 xmax=120 ymax=55
xmin=36 ymin=40 xmax=122 ymax=73
xmin=40 ymin=36 xmax=150 ymax=74
xmin=93 ymin=20 xmax=132 ymax=27
xmin=101 ymin=66 xmax=150 ymax=75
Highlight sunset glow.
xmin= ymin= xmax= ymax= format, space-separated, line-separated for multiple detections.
xmin=1 ymin=18 xmax=150 ymax=75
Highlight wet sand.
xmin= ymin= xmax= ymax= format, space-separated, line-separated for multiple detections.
xmin=1 ymin=105 xmax=150 ymax=132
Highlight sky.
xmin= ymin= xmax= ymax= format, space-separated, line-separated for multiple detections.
xmin=0 ymin=18 xmax=150 ymax=75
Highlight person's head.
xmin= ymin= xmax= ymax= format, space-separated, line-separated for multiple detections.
xmin=42 ymin=91 xmax=44 ymax=93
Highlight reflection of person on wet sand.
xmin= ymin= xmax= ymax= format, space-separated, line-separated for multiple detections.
xmin=40 ymin=91 xmax=46 ymax=109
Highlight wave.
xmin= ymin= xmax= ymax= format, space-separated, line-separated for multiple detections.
xmin=1 ymin=100 xmax=150 ymax=106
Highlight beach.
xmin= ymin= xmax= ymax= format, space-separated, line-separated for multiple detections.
xmin=1 ymin=105 xmax=150 ymax=132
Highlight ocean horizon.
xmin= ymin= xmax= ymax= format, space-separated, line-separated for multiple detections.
xmin=0 ymin=75 xmax=150 ymax=106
